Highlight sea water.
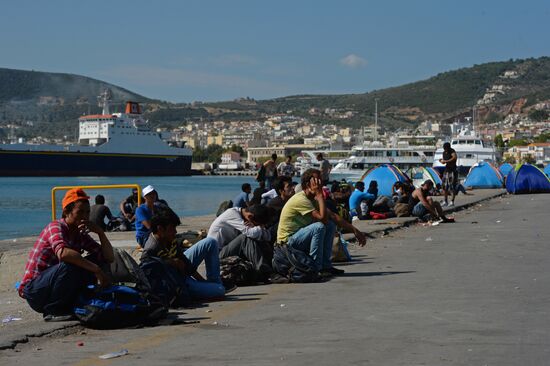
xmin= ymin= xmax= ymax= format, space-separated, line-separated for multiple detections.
xmin=0 ymin=176 xmax=256 ymax=240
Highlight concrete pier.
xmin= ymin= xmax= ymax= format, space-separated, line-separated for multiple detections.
xmin=6 ymin=189 xmax=550 ymax=366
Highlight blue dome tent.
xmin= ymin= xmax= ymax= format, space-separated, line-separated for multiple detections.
xmin=544 ymin=164 xmax=550 ymax=177
xmin=506 ymin=164 xmax=550 ymax=194
xmin=407 ymin=166 xmax=442 ymax=188
xmin=360 ymin=164 xmax=410 ymax=197
xmin=463 ymin=162 xmax=504 ymax=189
xmin=499 ymin=163 xmax=514 ymax=177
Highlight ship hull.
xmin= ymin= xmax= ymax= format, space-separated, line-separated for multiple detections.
xmin=0 ymin=150 xmax=192 ymax=176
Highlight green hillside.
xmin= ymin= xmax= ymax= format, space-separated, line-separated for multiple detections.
xmin=1 ymin=56 xmax=550 ymax=139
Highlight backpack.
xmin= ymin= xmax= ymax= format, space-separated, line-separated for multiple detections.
xmin=73 ymin=284 xmax=167 ymax=329
xmin=139 ymin=257 xmax=190 ymax=308
xmin=272 ymin=245 xmax=319 ymax=283
xmin=220 ymin=256 xmax=257 ymax=286
xmin=216 ymin=200 xmax=233 ymax=217
xmin=109 ymin=248 xmax=151 ymax=290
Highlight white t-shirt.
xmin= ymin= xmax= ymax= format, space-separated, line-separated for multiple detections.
xmin=207 ymin=207 xmax=271 ymax=249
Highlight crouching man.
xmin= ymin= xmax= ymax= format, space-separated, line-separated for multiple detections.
xmin=276 ymin=169 xmax=366 ymax=277
xmin=410 ymin=180 xmax=454 ymax=222
xmin=208 ymin=204 xmax=273 ymax=282
xmin=141 ymin=209 xmax=228 ymax=301
xmin=19 ymin=188 xmax=114 ymax=321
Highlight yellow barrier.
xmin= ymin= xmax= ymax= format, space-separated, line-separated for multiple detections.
xmin=51 ymin=184 xmax=142 ymax=220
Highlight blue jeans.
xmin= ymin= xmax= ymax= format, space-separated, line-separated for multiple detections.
xmin=184 ymin=237 xmax=225 ymax=299
xmin=412 ymin=202 xmax=427 ymax=217
xmin=287 ymin=221 xmax=337 ymax=271
xmin=23 ymin=262 xmax=95 ymax=315
xmin=265 ymin=176 xmax=276 ymax=190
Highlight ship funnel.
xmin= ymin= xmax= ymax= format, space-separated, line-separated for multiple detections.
xmin=125 ymin=101 xmax=142 ymax=114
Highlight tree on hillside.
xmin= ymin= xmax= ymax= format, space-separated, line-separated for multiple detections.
xmin=494 ymin=134 xmax=505 ymax=148
xmin=504 ymin=156 xmax=516 ymax=164
xmin=508 ymin=138 xmax=528 ymax=147
xmin=529 ymin=109 xmax=549 ymax=122
xmin=192 ymin=144 xmax=224 ymax=163
xmin=534 ymin=133 xmax=550 ymax=143
xmin=522 ymin=154 xmax=536 ymax=164
xmin=229 ymin=144 xmax=245 ymax=156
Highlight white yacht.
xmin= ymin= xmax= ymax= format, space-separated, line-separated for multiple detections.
xmin=432 ymin=129 xmax=496 ymax=176
xmin=330 ymin=141 xmax=436 ymax=180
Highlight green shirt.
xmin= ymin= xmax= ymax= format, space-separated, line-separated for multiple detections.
xmin=276 ymin=191 xmax=317 ymax=244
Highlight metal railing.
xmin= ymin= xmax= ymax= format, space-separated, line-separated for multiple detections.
xmin=51 ymin=184 xmax=142 ymax=220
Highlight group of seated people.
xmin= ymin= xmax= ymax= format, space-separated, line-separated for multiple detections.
xmin=19 ymin=168 xmax=457 ymax=321
xmin=18 ymin=169 xmax=367 ymax=321
xmin=343 ymin=178 xmax=454 ymax=223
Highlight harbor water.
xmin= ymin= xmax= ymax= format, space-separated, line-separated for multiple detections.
xmin=0 ymin=176 xmax=257 ymax=240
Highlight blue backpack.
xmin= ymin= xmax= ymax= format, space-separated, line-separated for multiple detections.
xmin=272 ymin=245 xmax=319 ymax=283
xmin=74 ymin=285 xmax=167 ymax=329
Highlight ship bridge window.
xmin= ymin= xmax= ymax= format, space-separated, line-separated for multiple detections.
xmin=351 ymin=163 xmax=365 ymax=170
xmin=424 ymin=151 xmax=434 ymax=156
xmin=465 ymin=154 xmax=474 ymax=158
xmin=475 ymin=140 xmax=481 ymax=145
xmin=412 ymin=152 xmax=419 ymax=156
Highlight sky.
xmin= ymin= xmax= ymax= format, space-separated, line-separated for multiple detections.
xmin=0 ymin=0 xmax=549 ymax=103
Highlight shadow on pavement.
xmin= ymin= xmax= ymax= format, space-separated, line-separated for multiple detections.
xmin=340 ymin=271 xmax=415 ymax=277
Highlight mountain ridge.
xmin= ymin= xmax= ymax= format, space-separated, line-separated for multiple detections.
xmin=1 ymin=56 xmax=549 ymax=139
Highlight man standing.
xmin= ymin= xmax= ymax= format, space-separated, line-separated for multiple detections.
xmin=277 ymin=169 xmax=366 ymax=277
xmin=263 ymin=153 xmax=278 ymax=189
xmin=277 ymin=155 xmax=296 ymax=178
xmin=440 ymin=142 xmax=458 ymax=207
xmin=19 ymin=188 xmax=114 ymax=321
xmin=317 ymin=153 xmax=331 ymax=186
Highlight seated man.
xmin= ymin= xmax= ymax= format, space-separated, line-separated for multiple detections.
xmin=90 ymin=194 xmax=114 ymax=231
xmin=19 ymin=188 xmax=114 ymax=321
xmin=208 ymin=205 xmax=273 ymax=281
xmin=250 ymin=181 xmax=267 ymax=205
xmin=265 ymin=176 xmax=294 ymax=221
xmin=232 ymin=183 xmax=252 ymax=208
xmin=119 ymin=188 xmax=140 ymax=228
xmin=410 ymin=180 xmax=453 ymax=222
xmin=349 ymin=181 xmax=376 ymax=220
xmin=141 ymin=209 xmax=228 ymax=301
xmin=135 ymin=185 xmax=178 ymax=247
xmin=277 ymin=169 xmax=366 ymax=277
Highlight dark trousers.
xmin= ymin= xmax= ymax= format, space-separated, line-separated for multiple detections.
xmin=23 ymin=262 xmax=96 ymax=316
xmin=220 ymin=234 xmax=273 ymax=279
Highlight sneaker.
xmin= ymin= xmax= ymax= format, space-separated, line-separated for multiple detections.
xmin=448 ymin=201 xmax=454 ymax=207
xmin=224 ymin=284 xmax=238 ymax=294
xmin=318 ymin=270 xmax=334 ymax=278
xmin=43 ymin=314 xmax=76 ymax=322
xmin=326 ymin=266 xmax=345 ymax=275
xmin=441 ymin=201 xmax=448 ymax=207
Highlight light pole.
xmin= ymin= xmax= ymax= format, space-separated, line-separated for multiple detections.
xmin=374 ymin=98 xmax=379 ymax=141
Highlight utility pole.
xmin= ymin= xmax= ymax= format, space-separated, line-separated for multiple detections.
xmin=374 ymin=98 xmax=379 ymax=141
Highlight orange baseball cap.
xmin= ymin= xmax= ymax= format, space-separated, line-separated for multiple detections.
xmin=62 ymin=188 xmax=90 ymax=210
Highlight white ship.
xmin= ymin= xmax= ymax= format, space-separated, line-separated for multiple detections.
xmin=0 ymin=90 xmax=192 ymax=176
xmin=330 ymin=141 xmax=436 ymax=180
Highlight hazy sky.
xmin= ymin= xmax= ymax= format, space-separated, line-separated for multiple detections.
xmin=1 ymin=0 xmax=549 ymax=102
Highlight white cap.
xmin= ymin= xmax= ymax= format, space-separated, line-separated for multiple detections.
xmin=142 ymin=185 xmax=156 ymax=196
